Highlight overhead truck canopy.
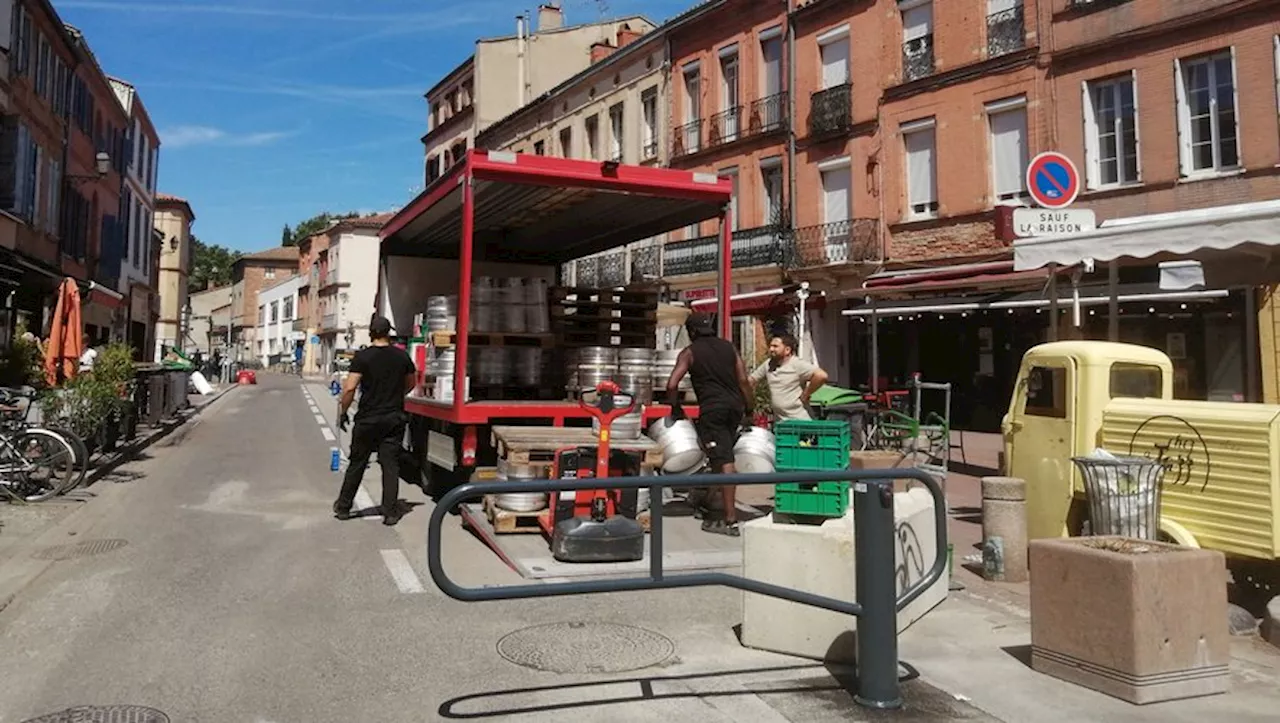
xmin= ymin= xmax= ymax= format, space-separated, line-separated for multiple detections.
xmin=380 ymin=150 xmax=734 ymax=263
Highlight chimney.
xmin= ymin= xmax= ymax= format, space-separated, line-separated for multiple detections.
xmin=616 ymin=24 xmax=642 ymax=49
xmin=537 ymin=3 xmax=563 ymax=31
xmin=590 ymin=41 xmax=616 ymax=64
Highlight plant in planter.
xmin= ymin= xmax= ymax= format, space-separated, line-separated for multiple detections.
xmin=39 ymin=343 xmax=136 ymax=455
xmin=0 ymin=320 xmax=46 ymax=390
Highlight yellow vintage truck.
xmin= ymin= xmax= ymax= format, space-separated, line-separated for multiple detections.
xmin=1002 ymin=341 xmax=1280 ymax=561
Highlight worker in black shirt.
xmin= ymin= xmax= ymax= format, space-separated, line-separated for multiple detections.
xmin=334 ymin=316 xmax=417 ymax=526
xmin=665 ymin=312 xmax=754 ymax=536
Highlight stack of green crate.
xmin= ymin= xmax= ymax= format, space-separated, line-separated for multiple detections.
xmin=773 ymin=419 xmax=853 ymax=520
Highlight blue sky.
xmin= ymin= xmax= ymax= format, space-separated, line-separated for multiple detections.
xmin=57 ymin=0 xmax=696 ymax=253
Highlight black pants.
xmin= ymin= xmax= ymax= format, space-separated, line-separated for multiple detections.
xmin=337 ymin=413 xmax=406 ymax=513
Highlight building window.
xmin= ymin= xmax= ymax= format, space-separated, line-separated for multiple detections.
xmin=533 ymin=140 xmax=545 ymax=156
xmin=986 ymin=0 xmax=1025 ymax=57
xmin=270 ymin=301 xmax=279 ymax=324
xmin=721 ymin=166 xmax=739 ymax=231
xmin=265 ymin=268 xmax=276 ymax=280
xmin=683 ymin=65 xmax=701 ymax=154
xmin=718 ymin=47 xmax=740 ymax=143
xmin=558 ymin=127 xmax=572 ymax=158
xmin=761 ymin=158 xmax=784 ymax=226
xmin=641 ymin=88 xmax=658 ymax=159
xmin=902 ymin=119 xmax=938 ymax=220
xmin=283 ymin=296 xmax=294 ymax=321
xmin=258 ymin=305 xmax=265 ymax=325
xmin=819 ymin=157 xmax=852 ymax=263
xmin=1024 ymin=366 xmax=1066 ymax=418
xmin=608 ymin=103 xmax=624 ymax=162
xmin=901 ymin=0 xmax=934 ymax=82
xmin=1084 ymin=74 xmax=1139 ymax=188
xmin=818 ymin=25 xmax=850 ymax=91
xmin=986 ymin=96 xmax=1028 ymax=202
xmin=761 ymin=31 xmax=784 ymax=97
xmin=585 ymin=114 xmax=600 ymax=160
xmin=1176 ymin=50 xmax=1239 ymax=175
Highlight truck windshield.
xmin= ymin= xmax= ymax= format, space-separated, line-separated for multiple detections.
xmin=1110 ymin=363 xmax=1162 ymax=399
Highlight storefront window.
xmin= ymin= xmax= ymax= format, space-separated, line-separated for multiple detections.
xmin=1024 ymin=366 xmax=1066 ymax=418
xmin=1110 ymin=363 xmax=1162 ymax=399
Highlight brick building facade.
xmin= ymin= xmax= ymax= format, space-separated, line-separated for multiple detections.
xmin=229 ymin=246 xmax=299 ymax=364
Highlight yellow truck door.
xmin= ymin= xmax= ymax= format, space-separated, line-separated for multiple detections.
xmin=1006 ymin=358 xmax=1077 ymax=539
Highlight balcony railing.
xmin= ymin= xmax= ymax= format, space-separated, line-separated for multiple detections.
xmin=642 ymin=138 xmax=659 ymax=160
xmin=709 ymin=106 xmax=743 ymax=146
xmin=784 ymin=219 xmax=880 ymax=269
xmin=751 ymin=92 xmax=788 ymax=135
xmin=987 ymin=4 xmax=1025 ymax=57
xmin=321 ymin=313 xmax=337 ymax=331
xmin=671 ymin=119 xmax=703 ymax=159
xmin=809 ymin=84 xmax=852 ymax=139
xmin=902 ymin=36 xmax=935 ymax=82
xmin=661 ymin=225 xmax=787 ymax=277
xmin=292 ymin=318 xmax=307 ymax=333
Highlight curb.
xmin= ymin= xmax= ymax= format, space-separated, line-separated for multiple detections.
xmin=0 ymin=384 xmax=240 ymax=618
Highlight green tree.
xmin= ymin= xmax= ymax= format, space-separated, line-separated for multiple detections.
xmin=188 ymin=236 xmax=241 ymax=292
xmin=281 ymin=224 xmax=294 ymax=246
xmin=286 ymin=211 xmax=360 ymax=246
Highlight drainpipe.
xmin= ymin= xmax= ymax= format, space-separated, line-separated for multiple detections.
xmin=516 ymin=14 xmax=527 ymax=106
xmin=786 ymin=0 xmax=797 ymax=241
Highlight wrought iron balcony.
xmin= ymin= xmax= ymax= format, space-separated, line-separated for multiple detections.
xmin=642 ymin=139 xmax=659 ymax=160
xmin=784 ymin=219 xmax=879 ymax=269
xmin=987 ymin=4 xmax=1025 ymax=57
xmin=321 ymin=313 xmax=337 ymax=331
xmin=292 ymin=318 xmax=307 ymax=332
xmin=709 ymin=106 xmax=743 ymax=146
xmin=662 ymin=225 xmax=787 ymax=277
xmin=902 ymin=36 xmax=935 ymax=82
xmin=671 ymin=120 xmax=703 ymax=159
xmin=808 ymin=84 xmax=852 ymax=139
xmin=750 ymin=92 xmax=788 ymax=135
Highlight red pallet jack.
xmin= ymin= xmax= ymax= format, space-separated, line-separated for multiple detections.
xmin=539 ymin=381 xmax=647 ymax=563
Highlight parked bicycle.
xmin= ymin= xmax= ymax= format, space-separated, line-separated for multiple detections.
xmin=0 ymin=387 xmax=81 ymax=502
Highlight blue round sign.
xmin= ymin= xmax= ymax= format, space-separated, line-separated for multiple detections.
xmin=1025 ymin=152 xmax=1081 ymax=209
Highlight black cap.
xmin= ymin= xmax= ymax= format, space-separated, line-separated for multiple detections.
xmin=685 ymin=312 xmax=715 ymax=337
xmin=369 ymin=316 xmax=393 ymax=338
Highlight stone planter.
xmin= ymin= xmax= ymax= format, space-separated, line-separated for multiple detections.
xmin=1029 ymin=536 xmax=1229 ymax=704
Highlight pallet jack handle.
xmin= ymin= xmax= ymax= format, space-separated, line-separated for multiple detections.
xmin=578 ymin=380 xmax=636 ymax=480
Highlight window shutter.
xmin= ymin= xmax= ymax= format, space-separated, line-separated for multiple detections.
xmin=820 ymin=38 xmax=850 ymax=89
xmin=821 ymin=166 xmax=851 ymax=224
xmin=990 ymin=108 xmax=1027 ymax=197
xmin=1173 ymin=59 xmax=1190 ymax=176
xmin=988 ymin=0 xmax=1019 ymax=14
xmin=905 ymin=129 xmax=936 ymax=206
xmin=902 ymin=4 xmax=933 ymax=42
xmin=1081 ymin=81 xmax=1100 ymax=189
xmin=0 ymin=115 xmax=19 ymax=212
xmin=762 ymin=37 xmax=783 ymax=96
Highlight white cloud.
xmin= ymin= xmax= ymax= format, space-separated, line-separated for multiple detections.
xmin=162 ymin=125 xmax=295 ymax=149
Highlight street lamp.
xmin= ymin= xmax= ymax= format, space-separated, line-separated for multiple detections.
xmin=67 ymin=152 xmax=111 ymax=186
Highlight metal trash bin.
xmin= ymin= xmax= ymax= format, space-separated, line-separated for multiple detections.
xmin=1071 ymin=454 xmax=1166 ymax=540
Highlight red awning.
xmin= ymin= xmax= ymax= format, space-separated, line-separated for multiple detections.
xmin=860 ymin=268 xmax=1048 ymax=296
xmin=88 ymin=286 xmax=125 ymax=309
xmin=690 ymin=287 xmax=828 ymax=317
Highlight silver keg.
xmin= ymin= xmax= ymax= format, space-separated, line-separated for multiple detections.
xmin=427 ymin=348 xmax=455 ymax=377
xmin=572 ymin=346 xmax=618 ymax=394
xmin=652 ymin=349 xmax=692 ymax=392
xmin=495 ymin=460 xmax=548 ymax=512
xmin=592 ymin=406 xmax=643 ymax=440
xmin=425 ymin=295 xmax=457 ymax=332
xmin=511 ymin=347 xmax=542 ymax=386
xmin=470 ymin=347 xmax=506 ymax=385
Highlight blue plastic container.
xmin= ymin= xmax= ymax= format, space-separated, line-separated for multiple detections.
xmin=330 ymin=447 xmax=341 ymax=471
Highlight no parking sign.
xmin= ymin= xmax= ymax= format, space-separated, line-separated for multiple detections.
xmin=1025 ymin=152 xmax=1081 ymax=209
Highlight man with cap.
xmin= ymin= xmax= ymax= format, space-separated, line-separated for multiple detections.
xmin=334 ymin=316 xmax=417 ymax=525
xmin=665 ymin=312 xmax=754 ymax=536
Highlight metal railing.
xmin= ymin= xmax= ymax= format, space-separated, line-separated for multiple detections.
xmin=671 ymin=119 xmax=703 ymax=158
xmin=809 ymin=83 xmax=852 ymax=139
xmin=642 ymin=139 xmax=659 ymax=160
xmin=321 ymin=313 xmax=337 ymax=330
xmin=785 ymin=218 xmax=880 ymax=268
xmin=902 ymin=37 xmax=935 ymax=82
xmin=751 ymin=92 xmax=788 ymax=135
xmin=427 ymin=467 xmax=948 ymax=710
xmin=709 ymin=106 xmax=743 ymax=146
xmin=662 ymin=225 xmax=787 ymax=277
xmin=987 ymin=4 xmax=1025 ymax=57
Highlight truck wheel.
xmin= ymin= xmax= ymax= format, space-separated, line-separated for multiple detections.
xmin=1158 ymin=519 xmax=1199 ymax=548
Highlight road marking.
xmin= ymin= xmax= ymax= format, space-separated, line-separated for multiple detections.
xmin=354 ymin=486 xmax=380 ymax=521
xmin=380 ymin=549 xmax=426 ymax=593
xmin=309 ymin=406 xmax=320 ymax=414
xmin=314 ymin=414 xmax=327 ymax=425
xmin=321 ymin=427 xmax=336 ymax=441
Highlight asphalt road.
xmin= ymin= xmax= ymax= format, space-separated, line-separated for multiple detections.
xmin=0 ymin=373 xmax=995 ymax=723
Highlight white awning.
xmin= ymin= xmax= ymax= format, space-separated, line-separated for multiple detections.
xmin=1013 ymin=200 xmax=1280 ymax=286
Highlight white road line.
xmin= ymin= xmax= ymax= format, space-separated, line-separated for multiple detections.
xmin=354 ymin=486 xmax=380 ymax=520
xmin=314 ymin=414 xmax=327 ymax=425
xmin=320 ymin=427 xmax=336 ymax=441
xmin=309 ymin=406 xmax=320 ymax=414
xmin=380 ymin=549 xmax=426 ymax=594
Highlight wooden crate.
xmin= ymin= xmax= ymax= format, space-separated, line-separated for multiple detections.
xmin=492 ymin=425 xmax=663 ymax=469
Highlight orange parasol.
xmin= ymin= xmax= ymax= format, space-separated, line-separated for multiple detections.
xmin=43 ymin=278 xmax=83 ymax=387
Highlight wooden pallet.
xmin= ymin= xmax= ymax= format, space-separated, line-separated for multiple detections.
xmin=551 ymin=307 xmax=658 ymax=322
xmin=492 ymin=425 xmax=663 ymax=468
xmin=483 ymin=495 xmax=653 ymax=534
xmin=552 ymin=318 xmax=658 ymax=334
xmin=551 ymin=286 xmax=660 ymax=307
xmin=429 ymin=331 xmax=555 ymax=348
xmin=556 ymin=331 xmax=656 ymax=348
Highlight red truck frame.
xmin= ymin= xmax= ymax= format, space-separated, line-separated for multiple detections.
xmin=378 ymin=150 xmax=734 ymax=482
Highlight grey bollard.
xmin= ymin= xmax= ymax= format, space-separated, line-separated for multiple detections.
xmin=981 ymin=477 xmax=1028 ymax=583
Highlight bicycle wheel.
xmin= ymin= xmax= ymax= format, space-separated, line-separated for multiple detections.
xmin=7 ymin=429 xmax=76 ymax=502
xmin=38 ymin=425 xmax=89 ymax=491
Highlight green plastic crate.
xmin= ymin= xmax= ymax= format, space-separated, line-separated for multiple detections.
xmin=775 ymin=419 xmax=852 ymax=471
xmin=774 ymin=481 xmax=849 ymax=518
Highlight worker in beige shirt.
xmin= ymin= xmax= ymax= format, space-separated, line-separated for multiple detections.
xmin=749 ymin=333 xmax=829 ymax=421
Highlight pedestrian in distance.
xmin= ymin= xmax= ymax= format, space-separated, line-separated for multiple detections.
xmin=749 ymin=333 xmax=829 ymax=421
xmin=665 ymin=312 xmax=754 ymax=537
xmin=333 ymin=316 xmax=417 ymax=526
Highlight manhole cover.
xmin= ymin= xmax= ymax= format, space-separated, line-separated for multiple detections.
xmin=31 ymin=539 xmax=128 ymax=561
xmin=496 ymin=622 xmax=675 ymax=673
xmin=22 ymin=705 xmax=170 ymax=723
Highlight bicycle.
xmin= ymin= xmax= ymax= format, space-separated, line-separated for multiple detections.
xmin=0 ymin=388 xmax=79 ymax=502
